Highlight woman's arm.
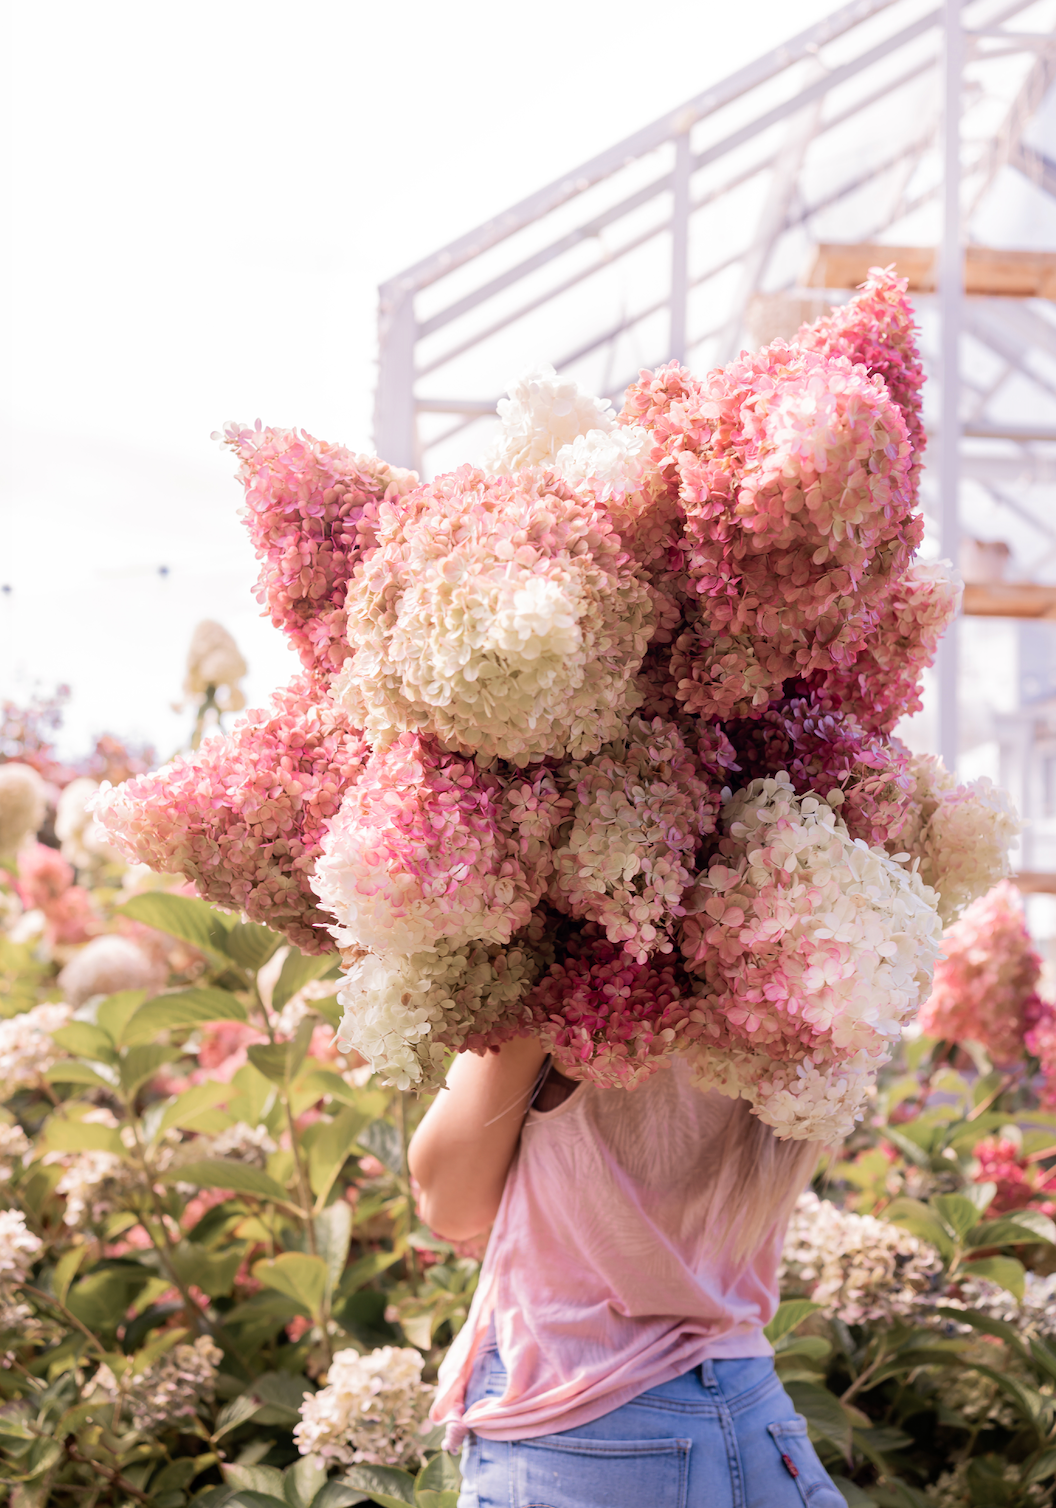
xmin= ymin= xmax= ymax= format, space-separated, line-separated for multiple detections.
xmin=408 ymin=1035 xmax=547 ymax=1241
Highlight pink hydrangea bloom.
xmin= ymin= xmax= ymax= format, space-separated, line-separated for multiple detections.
xmin=1025 ymin=999 xmax=1056 ymax=1111
xmin=549 ymin=716 xmax=720 ymax=962
xmin=973 ymin=1135 xmax=1056 ymax=1217
xmin=523 ymin=926 xmax=706 ymax=1089
xmin=313 ymin=733 xmax=568 ymax=955
xmin=679 ymin=775 xmax=941 ymax=1135
xmin=332 ymin=466 xmax=654 ymax=764
xmin=16 ymin=842 xmax=99 ymax=947
xmin=807 ymin=558 xmax=962 ymax=734
xmin=219 ymin=422 xmax=417 ymax=682
xmin=93 ymin=677 xmax=369 ymax=953
xmin=919 ymin=881 xmax=1041 ymax=1064
xmin=796 ymin=265 xmax=926 ymax=505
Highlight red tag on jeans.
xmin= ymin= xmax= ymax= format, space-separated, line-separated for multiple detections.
xmin=781 ymin=1453 xmax=800 ymax=1479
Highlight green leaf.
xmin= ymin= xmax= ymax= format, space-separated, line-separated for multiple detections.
xmin=763 ymin=1299 xmax=822 ymax=1344
xmin=212 ymin=1393 xmax=263 ymax=1440
xmin=357 ymin=1119 xmax=404 ymax=1176
xmin=225 ymin=922 xmax=284 ymax=973
xmin=50 ymin=1021 xmax=118 ymax=1064
xmin=1003 ymin=1207 xmax=1056 ymax=1244
xmin=66 ymin=1264 xmax=152 ymax=1331
xmin=415 ymin=1494 xmax=459 ymax=1508
xmin=785 ymin=1380 xmax=853 ymax=1456
xmin=313 ymin=1486 xmax=370 ymax=1508
xmin=170 ymin=1239 xmax=246 ymax=1298
xmin=415 ymin=1453 xmax=461 ymax=1502
xmin=247 ymin=1043 xmax=291 ymax=1085
xmin=964 ymin=1361 xmax=1049 ymax=1434
xmin=967 ymin=1214 xmax=1049 ymax=1250
xmin=51 ymin=1245 xmax=88 ymax=1305
xmin=160 ymin=1158 xmax=297 ymax=1207
xmin=936 ymin=1306 xmax=1030 ymax=1358
xmin=254 ymin=1252 xmax=329 ymax=1320
xmin=1030 ymin=1337 xmax=1056 ymax=1385
xmin=119 ymin=891 xmax=234 ymax=959
xmin=340 ymin=1466 xmax=416 ymax=1508
xmin=284 ymin=1456 xmax=328 ymax=1508
xmin=933 ymin=1193 xmax=981 ymax=1242
xmin=42 ymin=1116 xmax=124 ymax=1156
xmin=120 ymin=1042 xmax=179 ymax=1095
xmin=244 ymin=1371 xmax=315 ymax=1426
xmin=230 ymin=1494 xmax=289 ymax=1508
xmin=95 ymin=990 xmax=148 ymax=1044
xmin=122 ymin=987 xmax=247 ymax=1045
xmin=273 ymin=948 xmax=341 ymax=1011
xmin=155 ymin=1081 xmax=233 ymax=1139
xmin=775 ymin=1335 xmax=832 ymax=1362
xmin=1025 ymin=1447 xmax=1056 ymax=1485
xmin=224 ymin=1465 xmax=287 ymax=1499
xmin=882 ymin=1198 xmax=953 ymax=1259
xmin=881 ymin=1125 xmax=933 ymax=1167
xmin=315 ymin=1199 xmax=354 ymax=1300
xmin=44 ymin=1060 xmax=115 ymax=1088
xmin=962 ymin=1254 xmax=1026 ymax=1299
xmin=336 ymin=1248 xmax=401 ymax=1298
xmin=310 ymin=1108 xmax=371 ymax=1204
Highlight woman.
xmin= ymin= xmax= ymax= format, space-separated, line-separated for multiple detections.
xmin=409 ymin=1036 xmax=847 ymax=1508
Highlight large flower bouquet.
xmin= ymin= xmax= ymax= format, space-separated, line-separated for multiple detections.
xmin=96 ymin=269 xmax=1018 ymax=1142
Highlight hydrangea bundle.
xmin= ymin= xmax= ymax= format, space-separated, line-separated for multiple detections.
xmin=95 ymin=267 xmax=1018 ymax=1139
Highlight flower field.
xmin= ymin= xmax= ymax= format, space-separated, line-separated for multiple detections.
xmin=0 ymin=703 xmax=1054 ymax=1508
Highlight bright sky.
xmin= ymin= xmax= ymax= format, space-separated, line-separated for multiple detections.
xmin=3 ymin=0 xmax=858 ymax=760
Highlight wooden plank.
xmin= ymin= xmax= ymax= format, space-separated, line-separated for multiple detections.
xmin=963 ymin=583 xmax=1056 ymax=618
xmin=1013 ymin=872 xmax=1056 ymax=894
xmin=805 ymin=242 xmax=1056 ymax=298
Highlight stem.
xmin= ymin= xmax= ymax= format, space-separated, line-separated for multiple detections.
xmin=840 ymin=1339 xmax=888 ymax=1404
xmin=967 ymin=1072 xmax=1019 ymax=1121
xmin=395 ymin=1092 xmax=418 ymax=1294
xmin=284 ymin=1092 xmax=317 ymax=1256
xmin=66 ymin=1442 xmax=151 ymax=1505
xmin=15 ymin=1283 xmax=106 ymax=1358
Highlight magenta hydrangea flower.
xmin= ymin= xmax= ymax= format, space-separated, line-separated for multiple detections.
xmin=919 ymin=881 xmax=1042 ymax=1064
xmin=94 ymin=677 xmax=369 ymax=952
xmin=219 ymin=422 xmax=418 ymax=682
xmin=523 ymin=926 xmax=707 ymax=1089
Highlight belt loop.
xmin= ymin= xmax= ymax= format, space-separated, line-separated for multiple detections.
xmin=697 ymin=1359 xmax=718 ymax=1390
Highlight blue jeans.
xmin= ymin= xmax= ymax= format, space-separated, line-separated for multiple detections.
xmin=457 ymin=1343 xmax=847 ymax=1508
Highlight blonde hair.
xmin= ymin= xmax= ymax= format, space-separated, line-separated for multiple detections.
xmin=706 ymin=1099 xmax=820 ymax=1262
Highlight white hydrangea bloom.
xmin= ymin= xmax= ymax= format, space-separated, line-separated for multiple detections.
xmin=0 ymin=763 xmax=47 ymax=855
xmin=183 ymin=620 xmax=247 ymax=701
xmin=58 ymin=934 xmax=165 ymax=1009
xmin=683 ymin=775 xmax=943 ymax=1140
xmin=553 ymin=424 xmax=649 ymax=492
xmin=0 ymin=1123 xmax=32 ymax=1180
xmin=189 ymin=1122 xmax=276 ymax=1168
xmin=294 ymin=1346 xmax=433 ymax=1468
xmin=483 ymin=364 xmax=618 ymax=474
xmin=0 ymin=1210 xmax=42 ymax=1282
xmin=779 ymin=1190 xmax=942 ymax=1323
xmin=893 ymin=753 xmax=1020 ymax=927
xmin=55 ymin=777 xmax=123 ymax=870
xmin=0 ymin=1002 xmax=73 ymax=1092
xmin=335 ymin=940 xmax=541 ymax=1091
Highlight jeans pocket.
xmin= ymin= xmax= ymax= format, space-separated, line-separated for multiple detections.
xmin=516 ymin=1434 xmax=690 ymax=1508
xmin=483 ymin=1354 xmax=507 ymax=1399
xmin=767 ymin=1420 xmax=847 ymax=1508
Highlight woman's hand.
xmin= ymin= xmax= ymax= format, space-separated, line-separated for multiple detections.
xmin=408 ymin=1035 xmax=546 ymax=1241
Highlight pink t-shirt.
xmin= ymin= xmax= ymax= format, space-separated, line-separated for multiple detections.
xmin=432 ymin=1058 xmax=792 ymax=1451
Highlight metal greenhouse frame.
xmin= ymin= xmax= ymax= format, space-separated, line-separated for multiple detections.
xmin=374 ymin=0 xmax=1056 ymax=880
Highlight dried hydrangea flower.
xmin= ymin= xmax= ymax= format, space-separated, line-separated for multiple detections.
xmin=779 ymin=1190 xmax=942 ymax=1322
xmin=91 ymin=1335 xmax=222 ymax=1432
xmin=219 ymin=422 xmax=417 ymax=681
xmin=58 ymin=934 xmax=166 ymax=1009
xmin=93 ymin=677 xmax=370 ymax=953
xmin=333 ymin=467 xmax=653 ymax=765
xmin=294 ymin=1345 xmax=434 ymax=1467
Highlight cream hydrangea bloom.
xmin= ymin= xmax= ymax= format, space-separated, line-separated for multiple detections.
xmin=55 ymin=777 xmax=122 ymax=870
xmin=0 ymin=1210 xmax=42 ymax=1282
xmin=0 ymin=762 xmax=47 ymax=855
xmin=294 ymin=1345 xmax=433 ymax=1468
xmin=483 ymin=364 xmax=621 ymax=474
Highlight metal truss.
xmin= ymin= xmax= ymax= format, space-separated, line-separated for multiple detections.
xmin=374 ymin=0 xmax=1056 ymax=785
